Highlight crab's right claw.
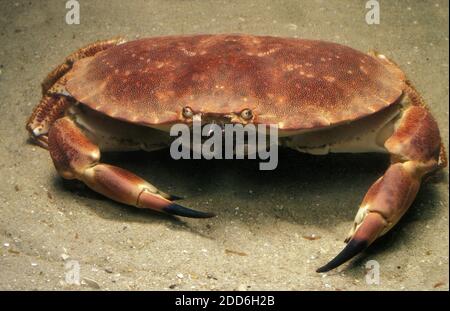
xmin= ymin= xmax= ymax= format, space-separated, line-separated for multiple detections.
xmin=47 ymin=117 xmax=214 ymax=220
xmin=84 ymin=165 xmax=215 ymax=219
xmin=166 ymin=194 xmax=185 ymax=201
xmin=164 ymin=203 xmax=215 ymax=218
xmin=138 ymin=190 xmax=215 ymax=218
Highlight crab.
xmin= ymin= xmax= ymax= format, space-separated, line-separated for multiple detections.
xmin=26 ymin=34 xmax=446 ymax=272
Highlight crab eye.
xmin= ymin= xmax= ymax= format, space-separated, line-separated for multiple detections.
xmin=182 ymin=106 xmax=194 ymax=118
xmin=240 ymin=108 xmax=253 ymax=120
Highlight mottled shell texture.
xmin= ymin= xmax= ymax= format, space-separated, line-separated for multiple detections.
xmin=66 ymin=34 xmax=405 ymax=130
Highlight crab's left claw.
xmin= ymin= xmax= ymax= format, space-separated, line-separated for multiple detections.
xmin=317 ymin=104 xmax=445 ymax=273
xmin=316 ymin=195 xmax=395 ymax=273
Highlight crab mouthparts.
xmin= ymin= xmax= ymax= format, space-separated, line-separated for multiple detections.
xmin=191 ymin=115 xmax=230 ymax=140
xmin=203 ymin=121 xmax=225 ymax=136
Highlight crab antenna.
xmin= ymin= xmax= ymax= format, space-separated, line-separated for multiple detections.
xmin=316 ymin=239 xmax=368 ymax=273
xmin=163 ymin=203 xmax=216 ymax=219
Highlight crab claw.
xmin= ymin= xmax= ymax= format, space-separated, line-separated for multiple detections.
xmin=155 ymin=190 xmax=185 ymax=201
xmin=138 ymin=190 xmax=214 ymax=218
xmin=165 ymin=194 xmax=185 ymax=201
xmin=316 ymin=163 xmax=416 ymax=273
xmin=164 ymin=203 xmax=216 ymax=218
xmin=316 ymin=212 xmax=386 ymax=273
xmin=316 ymin=160 xmax=431 ymax=273
xmin=46 ymin=116 xmax=215 ymax=220
xmin=316 ymin=102 xmax=444 ymax=273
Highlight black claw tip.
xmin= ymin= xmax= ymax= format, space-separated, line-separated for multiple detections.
xmin=316 ymin=239 xmax=368 ymax=273
xmin=167 ymin=194 xmax=184 ymax=201
xmin=163 ymin=203 xmax=215 ymax=219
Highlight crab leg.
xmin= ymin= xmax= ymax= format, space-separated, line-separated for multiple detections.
xmin=47 ymin=117 xmax=214 ymax=218
xmin=41 ymin=37 xmax=126 ymax=95
xmin=317 ymin=104 xmax=444 ymax=272
xmin=27 ymin=38 xmax=126 ymax=149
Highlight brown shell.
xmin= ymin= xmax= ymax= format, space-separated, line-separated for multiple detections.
xmin=65 ymin=34 xmax=405 ymax=130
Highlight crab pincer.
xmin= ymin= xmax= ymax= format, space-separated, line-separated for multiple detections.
xmin=317 ymin=103 xmax=443 ymax=272
xmin=46 ymin=116 xmax=213 ymax=219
